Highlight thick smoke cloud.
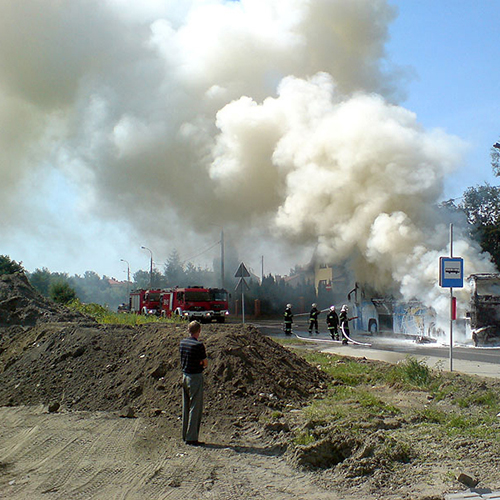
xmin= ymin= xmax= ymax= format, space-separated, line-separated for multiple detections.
xmin=0 ymin=0 xmax=494 ymax=316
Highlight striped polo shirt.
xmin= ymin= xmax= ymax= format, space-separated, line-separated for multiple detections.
xmin=179 ymin=336 xmax=207 ymax=374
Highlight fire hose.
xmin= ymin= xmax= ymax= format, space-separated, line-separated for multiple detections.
xmin=293 ymin=322 xmax=371 ymax=347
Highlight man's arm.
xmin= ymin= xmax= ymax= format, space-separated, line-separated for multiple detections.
xmin=200 ymin=343 xmax=208 ymax=368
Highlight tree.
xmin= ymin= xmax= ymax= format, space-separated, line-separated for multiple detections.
xmin=164 ymin=249 xmax=185 ymax=286
xmin=49 ymin=281 xmax=77 ymax=304
xmin=0 ymin=255 xmax=24 ymax=275
xmin=459 ymin=184 xmax=500 ymax=270
xmin=29 ymin=267 xmax=53 ymax=295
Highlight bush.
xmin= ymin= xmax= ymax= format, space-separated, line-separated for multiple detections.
xmin=49 ymin=281 xmax=77 ymax=304
xmin=0 ymin=255 xmax=25 ymax=275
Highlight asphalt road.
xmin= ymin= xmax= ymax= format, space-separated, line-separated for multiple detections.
xmin=245 ymin=316 xmax=500 ymax=379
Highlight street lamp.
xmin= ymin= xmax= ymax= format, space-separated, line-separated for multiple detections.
xmin=120 ymin=259 xmax=130 ymax=296
xmin=141 ymin=246 xmax=153 ymax=289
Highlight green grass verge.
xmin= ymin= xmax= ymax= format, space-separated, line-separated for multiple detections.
xmin=283 ymin=346 xmax=500 ymax=447
xmin=67 ymin=299 xmax=184 ymax=325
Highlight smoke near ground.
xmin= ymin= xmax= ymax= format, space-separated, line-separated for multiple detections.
xmin=0 ymin=0 xmax=495 ymax=312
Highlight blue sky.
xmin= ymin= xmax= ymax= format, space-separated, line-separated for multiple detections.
xmin=387 ymin=0 xmax=500 ymax=199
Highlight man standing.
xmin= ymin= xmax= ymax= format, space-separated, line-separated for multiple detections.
xmin=339 ymin=304 xmax=351 ymax=345
xmin=308 ymin=303 xmax=320 ymax=335
xmin=326 ymin=305 xmax=339 ymax=340
xmin=180 ymin=320 xmax=208 ymax=446
xmin=283 ymin=304 xmax=293 ymax=336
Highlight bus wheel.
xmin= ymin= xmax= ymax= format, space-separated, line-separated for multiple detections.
xmin=368 ymin=319 xmax=378 ymax=335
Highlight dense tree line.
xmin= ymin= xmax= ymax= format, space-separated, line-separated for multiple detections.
xmin=1 ymin=253 xmax=315 ymax=316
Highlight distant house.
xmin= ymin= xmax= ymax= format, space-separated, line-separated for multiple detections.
xmin=313 ymin=260 xmax=351 ymax=304
xmin=107 ymin=278 xmax=127 ymax=288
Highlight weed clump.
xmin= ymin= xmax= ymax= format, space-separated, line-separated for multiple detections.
xmin=388 ymin=356 xmax=433 ymax=388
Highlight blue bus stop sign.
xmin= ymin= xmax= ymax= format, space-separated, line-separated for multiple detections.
xmin=439 ymin=257 xmax=464 ymax=288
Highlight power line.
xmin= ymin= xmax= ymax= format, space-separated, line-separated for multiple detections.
xmin=180 ymin=240 xmax=221 ymax=265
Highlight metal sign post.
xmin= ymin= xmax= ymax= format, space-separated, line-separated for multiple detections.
xmin=439 ymin=224 xmax=464 ymax=372
xmin=234 ymin=263 xmax=250 ymax=324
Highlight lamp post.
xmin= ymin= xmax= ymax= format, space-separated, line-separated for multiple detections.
xmin=141 ymin=246 xmax=153 ymax=289
xmin=120 ymin=259 xmax=130 ymax=296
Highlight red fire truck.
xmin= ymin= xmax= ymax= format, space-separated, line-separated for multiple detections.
xmin=129 ymin=286 xmax=229 ymax=322
xmin=129 ymin=289 xmax=162 ymax=315
xmin=160 ymin=286 xmax=229 ymax=323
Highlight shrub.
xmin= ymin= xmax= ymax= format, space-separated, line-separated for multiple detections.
xmin=0 ymin=255 xmax=25 ymax=275
xmin=49 ymin=281 xmax=77 ymax=304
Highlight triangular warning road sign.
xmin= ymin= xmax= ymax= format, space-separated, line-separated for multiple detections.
xmin=235 ymin=277 xmax=250 ymax=291
xmin=234 ymin=262 xmax=250 ymax=278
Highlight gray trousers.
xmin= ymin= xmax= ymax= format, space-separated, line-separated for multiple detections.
xmin=182 ymin=373 xmax=204 ymax=442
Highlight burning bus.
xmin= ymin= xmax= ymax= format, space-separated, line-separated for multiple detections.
xmin=466 ymin=273 xmax=500 ymax=346
xmin=347 ymin=283 xmax=442 ymax=341
xmin=348 ymin=274 xmax=500 ymax=346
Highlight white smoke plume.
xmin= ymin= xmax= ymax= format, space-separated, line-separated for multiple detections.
xmin=0 ymin=0 xmax=495 ymax=317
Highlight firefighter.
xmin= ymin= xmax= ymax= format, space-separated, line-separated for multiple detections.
xmin=326 ymin=305 xmax=339 ymax=340
xmin=283 ymin=304 xmax=293 ymax=336
xmin=339 ymin=304 xmax=351 ymax=344
xmin=308 ymin=303 xmax=320 ymax=335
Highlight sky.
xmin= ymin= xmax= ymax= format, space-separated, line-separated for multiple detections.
xmin=387 ymin=0 xmax=499 ymax=198
xmin=0 ymin=0 xmax=499 ymax=299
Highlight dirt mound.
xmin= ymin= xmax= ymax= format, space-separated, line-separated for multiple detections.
xmin=0 ymin=321 xmax=328 ymax=428
xmin=0 ymin=273 xmax=91 ymax=326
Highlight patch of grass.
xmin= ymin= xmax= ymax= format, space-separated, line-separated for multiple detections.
xmin=302 ymin=384 xmax=400 ymax=431
xmin=301 ymin=351 xmax=389 ymax=386
xmin=67 ymin=299 xmax=183 ymax=325
xmin=285 ymin=344 xmax=500 ymax=457
xmin=380 ymin=437 xmax=413 ymax=464
xmin=275 ymin=337 xmax=310 ymax=347
xmin=416 ymin=407 xmax=448 ymax=425
xmin=456 ymin=389 xmax=499 ymax=409
xmin=303 ymin=397 xmax=350 ymax=425
xmin=294 ymin=430 xmax=315 ymax=446
xmin=356 ymin=388 xmax=401 ymax=416
xmin=388 ymin=356 xmax=433 ymax=388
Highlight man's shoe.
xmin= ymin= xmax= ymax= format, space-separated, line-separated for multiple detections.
xmin=186 ymin=440 xmax=204 ymax=446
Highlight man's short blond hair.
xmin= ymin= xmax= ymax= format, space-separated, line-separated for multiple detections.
xmin=188 ymin=320 xmax=201 ymax=335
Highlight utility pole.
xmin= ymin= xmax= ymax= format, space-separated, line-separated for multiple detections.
xmin=449 ymin=224 xmax=454 ymax=372
xmin=221 ymin=229 xmax=225 ymax=289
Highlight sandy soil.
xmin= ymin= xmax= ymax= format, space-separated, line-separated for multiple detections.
xmin=0 ymin=405 xmax=343 ymax=500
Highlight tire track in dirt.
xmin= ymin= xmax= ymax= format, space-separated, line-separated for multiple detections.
xmin=0 ymin=407 xmax=343 ymax=500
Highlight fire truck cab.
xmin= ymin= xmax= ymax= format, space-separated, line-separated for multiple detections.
xmin=160 ymin=286 xmax=229 ymax=323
